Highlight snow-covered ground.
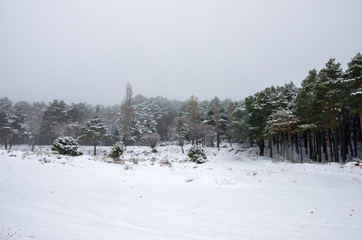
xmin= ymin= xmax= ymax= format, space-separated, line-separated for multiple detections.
xmin=1 ymin=144 xmax=361 ymax=240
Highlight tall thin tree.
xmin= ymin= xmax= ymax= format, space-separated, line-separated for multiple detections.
xmin=120 ymin=82 xmax=134 ymax=146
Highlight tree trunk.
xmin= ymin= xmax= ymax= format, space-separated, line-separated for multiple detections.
xmin=300 ymin=135 xmax=303 ymax=163
xmin=258 ymin=139 xmax=265 ymax=156
xmin=323 ymin=129 xmax=328 ymax=162
xmin=340 ymin=108 xmax=347 ymax=162
xmin=360 ymin=110 xmax=362 ymax=139
xmin=269 ymin=137 xmax=273 ymax=158
xmin=304 ymin=133 xmax=308 ymax=155
xmin=288 ymin=127 xmax=293 ymax=161
xmin=312 ymin=132 xmax=317 ymax=162
xmin=31 ymin=137 xmax=35 ymax=151
xmin=9 ymin=134 xmax=16 ymax=150
xmin=179 ymin=139 xmax=184 ymax=154
xmin=359 ymin=96 xmax=362 ymax=138
xmin=3 ymin=135 xmax=8 ymax=150
xmin=332 ymin=127 xmax=339 ymax=162
xmin=217 ymin=132 xmax=220 ymax=151
xmin=93 ymin=137 xmax=97 ymax=156
xmin=353 ymin=117 xmax=358 ymax=156
xmin=316 ymin=130 xmax=322 ymax=163
xmin=327 ymin=128 xmax=333 ymax=162
xmin=283 ymin=133 xmax=287 ymax=159
xmin=308 ymin=131 xmax=313 ymax=160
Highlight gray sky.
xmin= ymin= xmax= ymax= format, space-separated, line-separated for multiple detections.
xmin=1 ymin=0 xmax=361 ymax=105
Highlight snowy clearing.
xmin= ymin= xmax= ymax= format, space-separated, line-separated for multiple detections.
xmin=1 ymin=144 xmax=362 ymax=240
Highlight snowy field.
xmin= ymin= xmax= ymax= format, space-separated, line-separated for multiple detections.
xmin=1 ymin=144 xmax=362 ymax=240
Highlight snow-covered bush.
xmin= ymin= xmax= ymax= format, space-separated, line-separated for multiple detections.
xmin=188 ymin=145 xmax=207 ymax=164
xmin=109 ymin=141 xmax=126 ymax=159
xmin=51 ymin=136 xmax=83 ymax=156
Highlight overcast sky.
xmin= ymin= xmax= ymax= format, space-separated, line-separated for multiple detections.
xmin=0 ymin=0 xmax=361 ymax=105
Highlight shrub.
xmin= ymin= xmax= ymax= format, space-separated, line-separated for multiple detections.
xmin=109 ymin=141 xmax=126 ymax=159
xmin=51 ymin=136 xmax=83 ymax=156
xmin=144 ymin=133 xmax=160 ymax=148
xmin=188 ymin=145 xmax=207 ymax=164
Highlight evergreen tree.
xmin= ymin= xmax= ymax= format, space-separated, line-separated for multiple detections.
xmin=265 ymin=110 xmax=298 ymax=160
xmin=79 ymin=116 xmax=108 ymax=155
xmin=0 ymin=111 xmax=11 ymax=149
xmin=8 ymin=110 xmax=29 ymax=149
xmin=40 ymin=100 xmax=70 ymax=144
xmin=317 ymin=59 xmax=344 ymax=162
xmin=345 ymin=52 xmax=362 ymax=136
xmin=168 ymin=116 xmax=187 ymax=153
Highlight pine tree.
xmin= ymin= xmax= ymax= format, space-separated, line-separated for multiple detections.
xmin=317 ymin=59 xmax=344 ymax=162
xmin=39 ymin=100 xmax=70 ymax=144
xmin=79 ymin=116 xmax=108 ymax=155
xmin=345 ymin=52 xmax=362 ymax=136
xmin=0 ymin=111 xmax=11 ymax=149
xmin=169 ymin=116 xmax=187 ymax=153
xmin=265 ymin=110 xmax=298 ymax=160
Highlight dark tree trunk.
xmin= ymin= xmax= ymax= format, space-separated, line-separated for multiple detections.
xmin=3 ymin=134 xmax=8 ymax=150
xmin=93 ymin=137 xmax=97 ymax=156
xmin=323 ymin=130 xmax=328 ymax=162
xmin=353 ymin=117 xmax=358 ymax=156
xmin=340 ymin=108 xmax=347 ymax=162
xmin=217 ymin=132 xmax=220 ymax=151
xmin=346 ymin=113 xmax=353 ymax=156
xmin=304 ymin=133 xmax=308 ymax=155
xmin=269 ymin=137 xmax=273 ymax=158
xmin=327 ymin=128 xmax=333 ymax=162
xmin=316 ymin=130 xmax=322 ymax=163
xmin=257 ymin=139 xmax=265 ymax=156
xmin=332 ymin=127 xmax=339 ymax=162
xmin=308 ymin=131 xmax=313 ymax=160
xmin=283 ymin=133 xmax=288 ymax=159
xmin=288 ymin=128 xmax=293 ymax=161
xmin=313 ymin=132 xmax=317 ymax=162
xmin=299 ymin=135 xmax=303 ymax=163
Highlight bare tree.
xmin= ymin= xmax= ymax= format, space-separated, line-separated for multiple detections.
xmin=120 ymin=82 xmax=134 ymax=145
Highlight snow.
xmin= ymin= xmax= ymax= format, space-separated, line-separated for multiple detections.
xmin=1 ymin=144 xmax=362 ymax=240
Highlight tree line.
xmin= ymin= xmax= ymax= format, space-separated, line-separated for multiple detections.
xmin=233 ymin=53 xmax=361 ymax=162
xmin=0 ymin=53 xmax=361 ymax=162
xmin=0 ymin=83 xmax=235 ymax=152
